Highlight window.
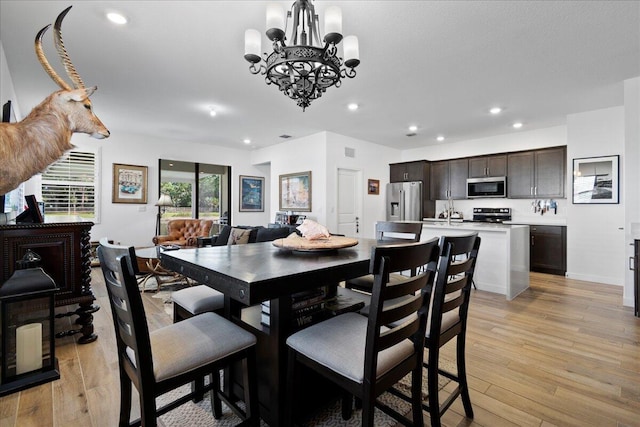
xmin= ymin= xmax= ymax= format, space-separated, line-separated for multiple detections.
xmin=159 ymin=159 xmax=230 ymax=234
xmin=41 ymin=148 xmax=100 ymax=222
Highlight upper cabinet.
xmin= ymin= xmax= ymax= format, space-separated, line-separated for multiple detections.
xmin=389 ymin=160 xmax=435 ymax=218
xmin=468 ymin=154 xmax=507 ymax=178
xmin=430 ymin=159 xmax=468 ymax=200
xmin=390 ymin=160 xmax=429 ymax=182
xmin=507 ymin=147 xmax=566 ymax=198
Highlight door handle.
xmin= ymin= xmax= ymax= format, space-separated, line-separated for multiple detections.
xmin=630 ymin=256 xmax=635 ymax=271
xmin=531 ymin=236 xmax=535 ymax=246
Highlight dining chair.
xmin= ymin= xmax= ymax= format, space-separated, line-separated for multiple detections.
xmin=393 ymin=233 xmax=480 ymax=427
xmin=285 ymin=238 xmax=440 ymax=427
xmin=172 ymin=285 xmax=225 ymax=322
xmin=97 ymin=239 xmax=259 ymax=427
xmin=344 ymin=221 xmax=423 ymax=294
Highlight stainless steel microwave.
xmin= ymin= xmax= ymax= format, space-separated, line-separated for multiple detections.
xmin=467 ymin=176 xmax=507 ymax=198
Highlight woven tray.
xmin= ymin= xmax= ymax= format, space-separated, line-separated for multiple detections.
xmin=272 ymin=234 xmax=358 ymax=252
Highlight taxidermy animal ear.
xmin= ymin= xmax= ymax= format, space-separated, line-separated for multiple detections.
xmin=64 ymin=86 xmax=97 ymax=102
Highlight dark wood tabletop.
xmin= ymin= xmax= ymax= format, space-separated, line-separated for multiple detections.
xmin=160 ymin=238 xmax=378 ymax=306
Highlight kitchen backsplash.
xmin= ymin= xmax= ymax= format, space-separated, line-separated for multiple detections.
xmin=432 ymin=198 xmax=567 ymax=225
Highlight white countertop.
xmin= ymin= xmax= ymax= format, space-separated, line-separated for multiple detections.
xmin=422 ymin=221 xmax=527 ymax=231
xmin=504 ymin=219 xmax=567 ymax=226
xmin=423 ymin=218 xmax=567 ymax=227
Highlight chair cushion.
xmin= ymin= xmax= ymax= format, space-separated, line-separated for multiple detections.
xmin=172 ymin=285 xmax=224 ymax=314
xmin=286 ymin=312 xmax=414 ymax=384
xmin=426 ymin=310 xmax=460 ymax=338
xmin=126 ymin=312 xmax=256 ymax=382
xmin=346 ymin=272 xmax=407 ymax=292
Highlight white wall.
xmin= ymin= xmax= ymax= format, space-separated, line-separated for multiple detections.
xmin=252 ymin=132 xmax=328 ymax=225
xmin=402 ymin=126 xmax=567 ymax=161
xmin=624 ymin=77 xmax=640 ymax=307
xmin=324 ymin=132 xmax=401 ymax=238
xmin=251 ymin=131 xmax=398 ymax=238
xmin=77 ymin=130 xmax=269 ymax=248
xmin=566 ymin=107 xmax=625 ymax=285
xmin=0 ymin=42 xmax=20 ymax=118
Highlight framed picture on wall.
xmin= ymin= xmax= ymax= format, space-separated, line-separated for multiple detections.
xmin=112 ymin=163 xmax=148 ymax=204
xmin=572 ymin=155 xmax=619 ymax=204
xmin=239 ymin=175 xmax=265 ymax=212
xmin=279 ymin=171 xmax=312 ymax=212
xmin=368 ymin=179 xmax=380 ymax=195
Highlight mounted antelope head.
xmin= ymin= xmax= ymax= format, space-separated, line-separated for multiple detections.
xmin=0 ymin=6 xmax=109 ymax=195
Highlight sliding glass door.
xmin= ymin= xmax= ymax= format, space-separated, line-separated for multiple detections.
xmin=158 ymin=160 xmax=230 ymax=234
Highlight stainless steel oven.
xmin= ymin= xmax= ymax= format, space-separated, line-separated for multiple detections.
xmin=472 ymin=207 xmax=511 ymax=223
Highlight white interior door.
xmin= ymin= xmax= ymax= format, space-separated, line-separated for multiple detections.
xmin=337 ymin=169 xmax=363 ymax=237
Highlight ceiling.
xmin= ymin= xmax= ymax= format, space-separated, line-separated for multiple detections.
xmin=1 ymin=1 xmax=639 ymax=151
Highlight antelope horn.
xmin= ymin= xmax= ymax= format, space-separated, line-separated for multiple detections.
xmin=53 ymin=6 xmax=85 ymax=89
xmin=35 ymin=24 xmax=72 ymax=90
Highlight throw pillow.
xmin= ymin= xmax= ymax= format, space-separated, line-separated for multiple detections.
xmin=227 ymin=227 xmax=252 ymax=245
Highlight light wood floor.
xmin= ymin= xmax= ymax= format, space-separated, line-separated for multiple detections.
xmin=0 ymin=269 xmax=638 ymax=427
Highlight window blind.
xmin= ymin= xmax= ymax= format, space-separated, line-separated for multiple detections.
xmin=41 ymin=150 xmax=100 ymax=222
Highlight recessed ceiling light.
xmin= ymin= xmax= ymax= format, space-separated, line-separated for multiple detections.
xmin=209 ymin=109 xmax=217 ymax=117
xmin=408 ymin=125 xmax=418 ymax=132
xmin=347 ymin=103 xmax=359 ymax=111
xmin=512 ymin=122 xmax=523 ymax=129
xmin=243 ymin=139 xmax=251 ymax=144
xmin=436 ymin=135 xmax=445 ymax=142
xmin=489 ymin=107 xmax=502 ymax=115
xmin=106 ymin=12 xmax=127 ymax=25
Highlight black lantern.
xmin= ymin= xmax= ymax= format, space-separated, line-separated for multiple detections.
xmin=0 ymin=251 xmax=60 ymax=396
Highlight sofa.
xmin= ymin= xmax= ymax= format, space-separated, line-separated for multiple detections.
xmin=153 ymin=218 xmax=214 ymax=247
xmin=209 ymin=224 xmax=298 ymax=246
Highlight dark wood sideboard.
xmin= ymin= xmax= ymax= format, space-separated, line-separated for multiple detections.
xmin=0 ymin=222 xmax=99 ymax=343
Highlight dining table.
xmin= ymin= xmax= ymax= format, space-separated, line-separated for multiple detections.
xmin=160 ymin=237 xmax=378 ymax=426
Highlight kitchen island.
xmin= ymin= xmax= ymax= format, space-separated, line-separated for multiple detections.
xmin=421 ymin=221 xmax=529 ymax=300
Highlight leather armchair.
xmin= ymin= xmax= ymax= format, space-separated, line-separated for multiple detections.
xmin=153 ymin=219 xmax=213 ymax=247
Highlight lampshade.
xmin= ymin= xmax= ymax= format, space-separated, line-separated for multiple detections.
xmin=155 ymin=194 xmax=173 ymax=207
xmin=244 ymin=0 xmax=360 ymax=111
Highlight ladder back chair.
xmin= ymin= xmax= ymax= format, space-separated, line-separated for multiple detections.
xmin=345 ymin=221 xmax=423 ymax=293
xmin=97 ymin=239 xmax=259 ymax=427
xmin=285 ymin=238 xmax=440 ymax=427
xmin=394 ymin=233 xmax=480 ymax=427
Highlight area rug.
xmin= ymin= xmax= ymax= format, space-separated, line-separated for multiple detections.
xmin=157 ymin=361 xmax=454 ymax=427
xmin=147 ymin=279 xmax=455 ymax=426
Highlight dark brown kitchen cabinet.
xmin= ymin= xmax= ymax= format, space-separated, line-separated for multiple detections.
xmin=508 ymin=147 xmax=565 ymax=199
xmin=633 ymin=241 xmax=640 ymax=317
xmin=388 ymin=160 xmax=435 ymax=218
xmin=389 ymin=160 xmax=428 ymax=182
xmin=468 ymin=154 xmax=507 ymax=178
xmin=430 ymin=158 xmax=468 ymax=200
xmin=530 ymin=225 xmax=566 ymax=275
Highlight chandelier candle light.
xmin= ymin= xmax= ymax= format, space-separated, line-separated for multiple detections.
xmin=244 ymin=0 xmax=360 ymax=111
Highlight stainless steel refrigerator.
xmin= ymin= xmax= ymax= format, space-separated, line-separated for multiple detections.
xmin=386 ymin=181 xmax=423 ymax=221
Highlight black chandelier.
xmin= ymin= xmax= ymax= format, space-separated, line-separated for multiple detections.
xmin=244 ymin=0 xmax=360 ymax=111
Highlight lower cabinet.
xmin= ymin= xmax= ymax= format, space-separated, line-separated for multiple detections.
xmin=530 ymin=225 xmax=566 ymax=275
xmin=633 ymin=241 xmax=640 ymax=317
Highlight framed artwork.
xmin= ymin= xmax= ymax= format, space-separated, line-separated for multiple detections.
xmin=572 ymin=155 xmax=619 ymax=204
xmin=112 ymin=163 xmax=148 ymax=204
xmin=239 ymin=175 xmax=265 ymax=212
xmin=279 ymin=171 xmax=312 ymax=212
xmin=368 ymin=179 xmax=380 ymax=195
